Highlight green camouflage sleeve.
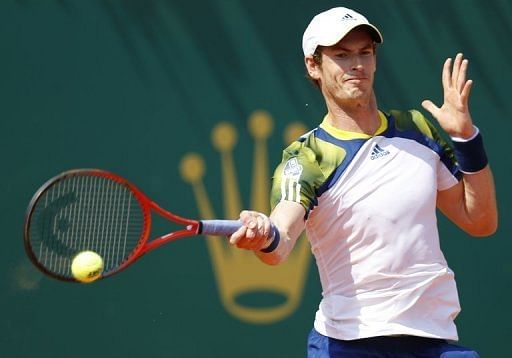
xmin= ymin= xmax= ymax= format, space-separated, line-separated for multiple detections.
xmin=270 ymin=140 xmax=326 ymax=215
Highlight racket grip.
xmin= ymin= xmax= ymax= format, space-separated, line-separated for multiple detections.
xmin=200 ymin=220 xmax=242 ymax=236
xmin=200 ymin=219 xmax=280 ymax=253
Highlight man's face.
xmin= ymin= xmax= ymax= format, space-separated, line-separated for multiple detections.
xmin=308 ymin=27 xmax=377 ymax=105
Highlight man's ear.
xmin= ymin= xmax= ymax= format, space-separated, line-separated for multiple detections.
xmin=305 ymin=56 xmax=321 ymax=80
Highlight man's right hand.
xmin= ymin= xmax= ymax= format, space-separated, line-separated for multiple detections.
xmin=229 ymin=210 xmax=273 ymax=251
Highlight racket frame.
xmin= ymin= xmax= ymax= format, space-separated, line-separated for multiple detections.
xmin=23 ymin=169 xmax=203 ymax=281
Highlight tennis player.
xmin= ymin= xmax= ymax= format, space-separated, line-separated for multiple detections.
xmin=230 ymin=6 xmax=497 ymax=357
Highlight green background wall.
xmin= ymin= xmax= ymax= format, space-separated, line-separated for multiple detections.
xmin=1 ymin=0 xmax=510 ymax=356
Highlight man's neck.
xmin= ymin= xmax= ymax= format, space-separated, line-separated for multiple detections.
xmin=324 ymin=93 xmax=380 ymax=135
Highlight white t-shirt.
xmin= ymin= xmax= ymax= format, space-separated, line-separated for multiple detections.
xmin=271 ymin=110 xmax=462 ymax=340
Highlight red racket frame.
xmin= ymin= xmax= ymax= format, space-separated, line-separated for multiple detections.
xmin=24 ymin=169 xmax=204 ymax=280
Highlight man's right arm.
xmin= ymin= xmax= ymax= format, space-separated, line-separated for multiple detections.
xmin=256 ymin=200 xmax=306 ymax=265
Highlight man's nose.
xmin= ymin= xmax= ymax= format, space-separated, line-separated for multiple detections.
xmin=351 ymin=55 xmax=364 ymax=71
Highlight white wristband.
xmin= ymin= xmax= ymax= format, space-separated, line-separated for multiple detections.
xmin=450 ymin=125 xmax=479 ymax=142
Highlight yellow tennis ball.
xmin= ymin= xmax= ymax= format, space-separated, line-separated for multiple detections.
xmin=71 ymin=251 xmax=104 ymax=283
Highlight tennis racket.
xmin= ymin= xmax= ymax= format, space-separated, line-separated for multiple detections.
xmin=23 ymin=169 xmax=276 ymax=282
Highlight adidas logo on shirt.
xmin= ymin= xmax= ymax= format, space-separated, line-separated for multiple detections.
xmin=370 ymin=144 xmax=390 ymax=160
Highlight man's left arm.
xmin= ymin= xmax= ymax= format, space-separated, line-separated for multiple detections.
xmin=422 ymin=53 xmax=498 ymax=236
xmin=437 ymin=167 xmax=497 ymax=236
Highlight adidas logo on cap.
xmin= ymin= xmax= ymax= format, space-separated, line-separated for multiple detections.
xmin=341 ymin=13 xmax=356 ymax=21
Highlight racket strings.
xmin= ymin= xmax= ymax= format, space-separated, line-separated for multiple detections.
xmin=28 ymin=174 xmax=145 ymax=279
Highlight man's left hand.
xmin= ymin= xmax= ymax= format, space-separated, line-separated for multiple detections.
xmin=421 ymin=53 xmax=475 ymax=139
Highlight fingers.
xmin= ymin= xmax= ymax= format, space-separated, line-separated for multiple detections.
xmin=442 ymin=57 xmax=452 ymax=90
xmin=444 ymin=53 xmax=470 ymax=93
xmin=229 ymin=211 xmax=273 ymax=251
xmin=229 ymin=225 xmax=248 ymax=245
xmin=421 ymin=99 xmax=439 ymax=117
xmin=461 ymin=79 xmax=473 ymax=107
xmin=451 ymin=53 xmax=463 ymax=88
xmin=457 ymin=57 xmax=469 ymax=93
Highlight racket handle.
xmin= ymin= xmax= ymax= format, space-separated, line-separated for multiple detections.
xmin=200 ymin=220 xmax=280 ymax=253
xmin=199 ymin=220 xmax=242 ymax=236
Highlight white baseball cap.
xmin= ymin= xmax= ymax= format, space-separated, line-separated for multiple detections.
xmin=302 ymin=7 xmax=383 ymax=56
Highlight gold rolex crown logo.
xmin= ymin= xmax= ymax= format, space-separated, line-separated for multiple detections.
xmin=180 ymin=110 xmax=311 ymax=324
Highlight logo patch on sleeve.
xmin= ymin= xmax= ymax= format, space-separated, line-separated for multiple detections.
xmin=283 ymin=158 xmax=303 ymax=178
xmin=281 ymin=158 xmax=303 ymax=203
